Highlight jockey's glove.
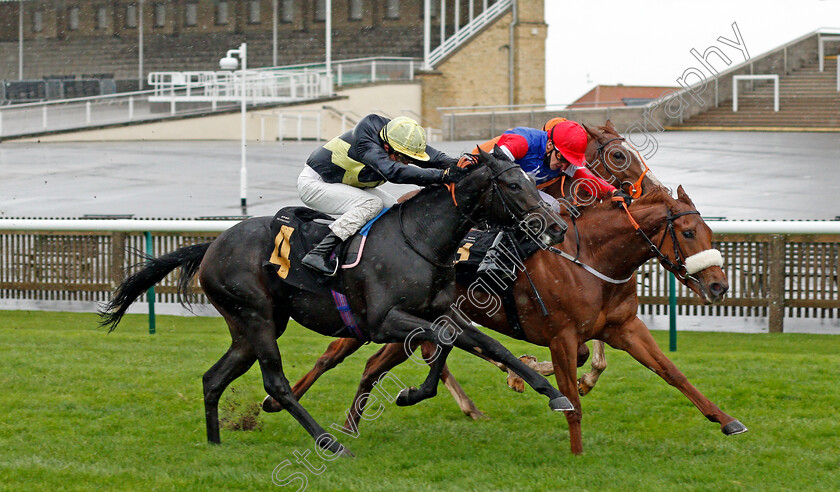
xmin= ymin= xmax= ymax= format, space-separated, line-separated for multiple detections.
xmin=612 ymin=189 xmax=633 ymax=207
xmin=442 ymin=164 xmax=470 ymax=184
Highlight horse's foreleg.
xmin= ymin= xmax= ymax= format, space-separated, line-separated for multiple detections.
xmin=371 ymin=309 xmax=454 ymax=408
xmin=422 ymin=341 xmax=486 ymax=420
xmin=578 ymin=340 xmax=607 ymax=396
xmin=203 ymin=336 xmax=258 ymax=444
xmin=450 ymin=326 xmax=573 ymax=412
xmin=601 ymin=317 xmax=747 ymax=436
xmin=262 ymin=337 xmax=364 ymax=413
xmin=548 ymin=334 xmax=585 ymax=454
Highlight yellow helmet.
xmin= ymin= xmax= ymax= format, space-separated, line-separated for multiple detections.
xmin=379 ymin=116 xmax=430 ymax=161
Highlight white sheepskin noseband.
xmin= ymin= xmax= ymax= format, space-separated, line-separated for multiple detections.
xmin=684 ymin=249 xmax=723 ymax=275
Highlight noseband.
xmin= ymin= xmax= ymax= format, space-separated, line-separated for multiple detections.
xmin=620 ymin=202 xmax=710 ymax=283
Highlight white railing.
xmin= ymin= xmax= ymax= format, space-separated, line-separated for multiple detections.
xmin=732 ymin=75 xmax=780 ymax=112
xmin=0 ymin=88 xmax=183 ymax=139
xmin=4 ymin=218 xmax=840 ymax=235
xmin=147 ymin=70 xmax=332 ymax=105
xmin=0 ymin=57 xmax=420 ymax=140
xmin=270 ymin=57 xmax=419 ymax=87
xmin=426 ymin=0 xmax=512 ymax=68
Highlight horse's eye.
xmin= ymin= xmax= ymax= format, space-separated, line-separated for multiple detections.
xmin=682 ymin=230 xmax=695 ymax=239
xmin=509 ymin=183 xmax=520 ymax=191
xmin=612 ymin=151 xmax=624 ymax=160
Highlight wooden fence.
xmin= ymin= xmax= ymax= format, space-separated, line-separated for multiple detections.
xmin=0 ymin=220 xmax=838 ymax=333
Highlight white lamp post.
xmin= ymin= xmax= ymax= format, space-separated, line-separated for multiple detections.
xmin=220 ymin=43 xmax=248 ymax=215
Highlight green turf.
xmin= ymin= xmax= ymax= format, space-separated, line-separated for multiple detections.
xmin=1 ymin=311 xmax=838 ymax=491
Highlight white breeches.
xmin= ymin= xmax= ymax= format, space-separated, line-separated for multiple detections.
xmin=297 ymin=165 xmax=397 ymax=241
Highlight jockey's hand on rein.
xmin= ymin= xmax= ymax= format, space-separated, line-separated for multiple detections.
xmin=612 ymin=189 xmax=633 ymax=207
xmin=442 ymin=164 xmax=469 ymax=184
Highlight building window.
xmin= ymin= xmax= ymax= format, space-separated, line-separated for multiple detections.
xmin=185 ymin=3 xmax=197 ymax=26
xmin=385 ymin=0 xmax=399 ymax=19
xmin=126 ymin=4 xmax=137 ymax=28
xmin=349 ymin=0 xmax=362 ymax=20
xmin=314 ymin=0 xmax=325 ymax=22
xmin=248 ymin=0 xmax=260 ymax=23
xmin=68 ymin=6 xmax=80 ymax=30
xmin=153 ymin=3 xmax=165 ymax=27
xmin=280 ymin=0 xmax=293 ymax=22
xmin=97 ymin=6 xmax=109 ymax=29
xmin=216 ymin=1 xmax=229 ymax=25
xmin=32 ymin=10 xmax=43 ymax=33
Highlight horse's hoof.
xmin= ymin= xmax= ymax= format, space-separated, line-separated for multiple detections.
xmin=507 ymin=374 xmax=525 ymax=393
xmin=337 ymin=445 xmax=355 ymax=458
xmin=549 ymin=396 xmax=575 ymax=412
xmin=722 ymin=420 xmax=748 ymax=435
xmin=577 ymin=379 xmax=592 ymax=397
xmin=395 ymin=387 xmax=417 ymax=407
xmin=262 ymin=395 xmax=284 ymax=413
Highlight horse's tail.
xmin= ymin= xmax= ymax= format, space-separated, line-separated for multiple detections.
xmin=99 ymin=242 xmax=212 ymax=332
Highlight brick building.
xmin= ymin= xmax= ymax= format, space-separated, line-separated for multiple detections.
xmin=0 ymin=0 xmax=546 ymax=124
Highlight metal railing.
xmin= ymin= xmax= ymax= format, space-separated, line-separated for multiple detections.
xmin=0 ymin=57 xmax=421 ymax=140
xmin=1 ymin=218 xmax=839 ymax=333
xmin=147 ymin=69 xmax=332 ymax=104
xmin=426 ymin=0 xmax=512 ymax=68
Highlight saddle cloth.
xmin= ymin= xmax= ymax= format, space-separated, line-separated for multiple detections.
xmin=265 ymin=206 xmax=388 ymax=296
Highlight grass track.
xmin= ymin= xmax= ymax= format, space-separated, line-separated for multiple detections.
xmin=1 ymin=311 xmax=839 ymax=491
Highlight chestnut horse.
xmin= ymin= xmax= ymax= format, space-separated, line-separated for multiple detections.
xmin=263 ymin=121 xmax=664 ymax=418
xmin=280 ymin=185 xmax=746 ymax=454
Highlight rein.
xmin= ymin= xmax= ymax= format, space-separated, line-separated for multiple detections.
xmin=593 ymin=136 xmax=651 ymax=200
xmin=616 ymin=199 xmax=702 ymax=283
xmin=399 ymin=155 xmax=538 ymax=268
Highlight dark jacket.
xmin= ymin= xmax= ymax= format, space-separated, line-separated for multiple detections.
xmin=306 ymin=114 xmax=449 ymax=188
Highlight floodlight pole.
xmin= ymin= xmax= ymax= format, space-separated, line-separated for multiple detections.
xmin=221 ymin=43 xmax=249 ymax=215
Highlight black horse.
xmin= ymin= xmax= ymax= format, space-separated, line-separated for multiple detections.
xmin=100 ymin=148 xmax=569 ymax=456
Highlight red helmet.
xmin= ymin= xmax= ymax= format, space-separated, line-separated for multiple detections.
xmin=548 ymin=121 xmax=587 ymax=167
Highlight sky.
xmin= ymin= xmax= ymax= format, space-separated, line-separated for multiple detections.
xmin=543 ymin=0 xmax=840 ymax=104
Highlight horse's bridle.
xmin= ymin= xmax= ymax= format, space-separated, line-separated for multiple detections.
xmin=399 ymin=156 xmax=542 ymax=268
xmin=620 ymin=202 xmax=703 ymax=283
xmin=592 ymin=137 xmax=650 ymax=200
xmin=448 ymin=155 xmax=544 ymax=229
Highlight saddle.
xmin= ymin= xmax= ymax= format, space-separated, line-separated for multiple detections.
xmin=265 ymin=206 xmax=386 ymax=297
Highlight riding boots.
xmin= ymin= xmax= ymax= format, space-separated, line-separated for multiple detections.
xmin=302 ymin=232 xmax=343 ymax=275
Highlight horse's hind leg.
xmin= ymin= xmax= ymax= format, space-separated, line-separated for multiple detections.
xmin=204 ymin=336 xmax=257 ymax=444
xmin=578 ymin=340 xmax=607 ymax=396
xmin=247 ymin=324 xmax=352 ymax=456
xmin=262 ymin=337 xmax=364 ymax=413
xmin=601 ymin=317 xmax=747 ymax=436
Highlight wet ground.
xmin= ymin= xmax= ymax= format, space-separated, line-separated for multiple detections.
xmin=2 ymin=131 xmax=839 ymax=220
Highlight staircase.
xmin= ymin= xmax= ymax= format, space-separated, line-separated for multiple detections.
xmin=676 ymin=57 xmax=840 ymax=130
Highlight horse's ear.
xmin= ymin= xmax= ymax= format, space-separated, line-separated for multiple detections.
xmin=582 ymin=123 xmax=602 ymax=142
xmin=604 ymin=119 xmax=618 ymax=133
xmin=491 ymin=144 xmax=510 ymax=162
xmin=476 ymin=146 xmax=495 ymax=169
xmin=676 ymin=185 xmax=695 ymax=207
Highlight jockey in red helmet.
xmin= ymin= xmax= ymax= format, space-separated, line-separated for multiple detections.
xmin=477 ymin=120 xmax=631 ymax=211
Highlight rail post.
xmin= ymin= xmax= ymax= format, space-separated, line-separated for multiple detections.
xmin=768 ymin=234 xmax=785 ymax=333
xmin=144 ymin=231 xmax=156 ymax=334
xmin=669 ymin=271 xmax=677 ymax=351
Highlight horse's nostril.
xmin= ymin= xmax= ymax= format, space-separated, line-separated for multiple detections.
xmin=710 ymin=282 xmax=727 ymax=296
